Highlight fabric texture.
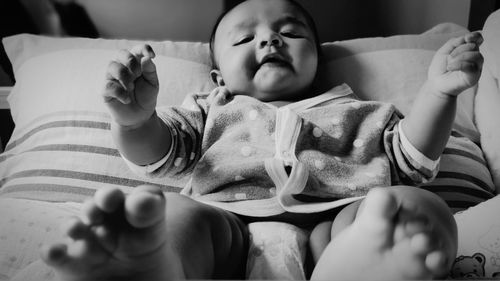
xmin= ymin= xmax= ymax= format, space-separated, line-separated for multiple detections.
xmin=246 ymin=222 xmax=309 ymax=280
xmin=0 ymin=198 xmax=80 ymax=281
xmin=128 ymin=84 xmax=438 ymax=216
xmin=420 ymin=134 xmax=496 ymax=213
xmin=452 ymin=195 xmax=500 ymax=278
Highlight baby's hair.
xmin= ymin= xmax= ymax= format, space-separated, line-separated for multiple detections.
xmin=209 ymin=0 xmax=322 ymax=69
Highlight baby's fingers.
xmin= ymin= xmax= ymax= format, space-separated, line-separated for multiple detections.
xmin=103 ymin=77 xmax=130 ymax=104
xmin=438 ymin=32 xmax=482 ymax=56
xmin=103 ymin=61 xmax=135 ymax=104
xmin=449 ymin=42 xmax=479 ymax=58
xmin=464 ymin=31 xmax=483 ymax=45
xmin=115 ymin=45 xmax=155 ymax=79
xmin=437 ymin=36 xmax=467 ymax=56
xmin=130 ymin=44 xmax=156 ymax=74
xmin=130 ymin=44 xmax=156 ymax=60
xmin=116 ymin=49 xmax=142 ymax=79
xmin=130 ymin=44 xmax=158 ymax=86
xmin=107 ymin=60 xmax=135 ymax=90
xmin=447 ymin=52 xmax=483 ymax=72
xmin=106 ymin=61 xmax=136 ymax=95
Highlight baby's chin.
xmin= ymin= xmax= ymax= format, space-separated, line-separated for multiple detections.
xmin=253 ymin=74 xmax=298 ymax=95
xmin=252 ymin=84 xmax=310 ymax=102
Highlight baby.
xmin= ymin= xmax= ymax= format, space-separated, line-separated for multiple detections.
xmin=40 ymin=0 xmax=484 ymax=280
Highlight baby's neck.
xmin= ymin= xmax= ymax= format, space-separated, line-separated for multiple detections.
xmin=267 ymin=100 xmax=292 ymax=107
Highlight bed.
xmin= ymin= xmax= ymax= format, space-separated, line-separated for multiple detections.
xmin=1 ymin=7 xmax=500 ymax=280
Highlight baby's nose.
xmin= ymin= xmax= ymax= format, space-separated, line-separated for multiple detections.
xmin=259 ymin=34 xmax=283 ymax=48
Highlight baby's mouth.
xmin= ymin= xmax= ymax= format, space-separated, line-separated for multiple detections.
xmin=258 ymin=53 xmax=293 ymax=70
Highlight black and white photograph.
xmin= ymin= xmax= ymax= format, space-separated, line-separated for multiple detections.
xmin=1 ymin=0 xmax=500 ymax=280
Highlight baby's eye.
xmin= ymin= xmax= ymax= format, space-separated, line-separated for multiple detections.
xmin=233 ymin=36 xmax=254 ymax=46
xmin=280 ymin=31 xmax=303 ymax=39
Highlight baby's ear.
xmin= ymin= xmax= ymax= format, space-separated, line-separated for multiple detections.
xmin=210 ymin=69 xmax=225 ymax=86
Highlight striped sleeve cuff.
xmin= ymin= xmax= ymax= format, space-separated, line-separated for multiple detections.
xmin=398 ymin=121 xmax=440 ymax=172
xmin=122 ymin=135 xmax=175 ymax=175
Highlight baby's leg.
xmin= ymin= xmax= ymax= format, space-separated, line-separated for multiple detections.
xmin=309 ymin=201 xmax=362 ymax=263
xmin=311 ymin=186 xmax=457 ymax=280
xmin=41 ymin=185 xmax=248 ymax=281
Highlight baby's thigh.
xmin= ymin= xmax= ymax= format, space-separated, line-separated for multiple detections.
xmin=386 ymin=185 xmax=454 ymax=221
xmin=309 ymin=200 xmax=362 ymax=263
xmin=163 ymin=193 xmax=249 ymax=279
xmin=163 ymin=193 xmax=247 ymax=239
xmin=331 ymin=186 xmax=450 ymax=229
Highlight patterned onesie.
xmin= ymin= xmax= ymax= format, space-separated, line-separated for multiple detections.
xmin=125 ymin=84 xmax=438 ymax=217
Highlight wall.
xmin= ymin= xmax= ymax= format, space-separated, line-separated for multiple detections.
xmin=377 ymin=0 xmax=471 ymax=35
xmin=8 ymin=0 xmax=479 ymax=43
xmin=77 ymin=0 xmax=223 ymax=42
xmin=67 ymin=0 xmax=471 ymax=42
xmin=298 ymin=0 xmax=471 ymax=42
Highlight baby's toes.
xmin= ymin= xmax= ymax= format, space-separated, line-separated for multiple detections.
xmin=425 ymin=250 xmax=450 ymax=277
xmin=62 ymin=220 xmax=110 ymax=265
xmin=82 ymin=199 xmax=105 ymax=225
xmin=357 ymin=188 xmax=399 ymax=235
xmin=125 ymin=185 xmax=166 ymax=228
xmin=41 ymin=243 xmax=70 ymax=267
xmin=404 ymin=215 xmax=430 ymax=235
xmin=80 ymin=188 xmax=126 ymax=227
xmin=66 ymin=236 xmax=110 ymax=266
xmin=94 ymin=187 xmax=126 ymax=213
xmin=394 ymin=215 xmax=430 ymax=243
xmin=391 ymin=231 xmax=435 ymax=279
xmin=410 ymin=232 xmax=436 ymax=255
xmin=40 ymin=236 xmax=108 ymax=272
xmin=91 ymin=223 xmax=119 ymax=254
xmin=73 ymin=202 xmax=122 ymax=255
xmin=409 ymin=232 xmax=450 ymax=278
xmin=63 ymin=217 xmax=93 ymax=240
xmin=408 ymin=222 xmax=454 ymax=277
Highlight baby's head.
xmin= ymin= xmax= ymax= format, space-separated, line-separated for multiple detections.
xmin=209 ymin=0 xmax=321 ymax=102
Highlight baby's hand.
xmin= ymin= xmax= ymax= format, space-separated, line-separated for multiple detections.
xmin=102 ymin=44 xmax=159 ymax=127
xmin=427 ymin=32 xmax=484 ymax=97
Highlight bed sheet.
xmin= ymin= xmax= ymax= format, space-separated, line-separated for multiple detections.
xmin=0 ymin=198 xmax=309 ymax=281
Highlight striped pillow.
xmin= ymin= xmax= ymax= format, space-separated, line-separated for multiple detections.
xmin=419 ymin=132 xmax=496 ymax=213
xmin=0 ymin=36 xmax=214 ymax=202
xmin=2 ymin=113 xmax=494 ymax=208
xmin=0 ymin=111 xmax=188 ymax=202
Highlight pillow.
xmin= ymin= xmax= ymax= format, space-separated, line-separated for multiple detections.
xmin=0 ymin=26 xmax=496 ymax=208
xmin=4 ymin=34 xmax=212 ymax=73
xmin=474 ymin=8 xmax=500 ymax=189
xmin=0 ymin=35 xmax=214 ymax=202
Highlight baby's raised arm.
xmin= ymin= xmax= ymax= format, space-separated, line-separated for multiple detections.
xmin=102 ymin=44 xmax=172 ymax=166
xmin=402 ymin=32 xmax=483 ymax=160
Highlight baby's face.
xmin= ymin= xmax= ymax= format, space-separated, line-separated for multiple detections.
xmin=211 ymin=0 xmax=318 ymax=102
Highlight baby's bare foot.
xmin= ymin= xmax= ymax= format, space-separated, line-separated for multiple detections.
xmin=311 ymin=186 xmax=457 ymax=280
xmin=41 ymin=185 xmax=182 ymax=281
